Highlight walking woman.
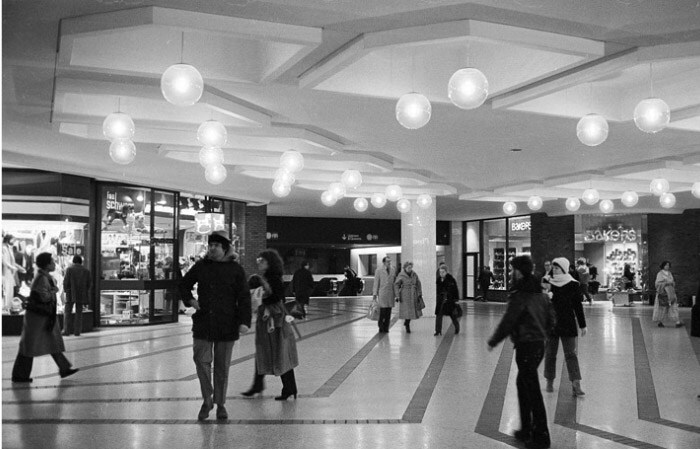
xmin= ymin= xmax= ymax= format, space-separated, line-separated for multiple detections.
xmin=394 ymin=261 xmax=423 ymax=333
xmin=653 ymin=261 xmax=683 ymax=328
xmin=544 ymin=257 xmax=587 ymax=397
xmin=242 ymin=249 xmax=299 ymax=400
xmin=12 ymin=253 xmax=78 ymax=382
xmin=435 ymin=265 xmax=460 ymax=336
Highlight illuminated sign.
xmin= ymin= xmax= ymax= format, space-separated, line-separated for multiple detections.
xmin=511 ymin=221 xmax=531 ymax=232
xmin=584 ymin=226 xmax=638 ymax=243
xmin=195 ymin=213 xmax=225 ymax=235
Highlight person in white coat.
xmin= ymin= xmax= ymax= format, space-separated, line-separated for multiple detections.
xmin=373 ymin=257 xmax=396 ymax=333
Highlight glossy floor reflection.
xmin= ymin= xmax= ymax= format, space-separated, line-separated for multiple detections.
xmin=3 ymin=299 xmax=699 ymax=449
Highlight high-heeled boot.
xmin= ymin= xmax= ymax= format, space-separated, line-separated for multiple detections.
xmin=275 ymin=369 xmax=297 ymax=401
xmin=572 ymin=379 xmax=585 ymax=397
xmin=242 ymin=373 xmax=265 ymax=397
xmin=404 ymin=320 xmax=411 ymax=333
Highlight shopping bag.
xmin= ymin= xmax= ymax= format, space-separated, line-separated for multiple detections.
xmin=284 ymin=299 xmax=304 ymax=320
xmin=367 ymin=300 xmax=379 ymax=321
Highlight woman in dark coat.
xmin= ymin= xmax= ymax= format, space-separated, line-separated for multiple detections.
xmin=11 ymin=253 xmax=78 ymax=382
xmin=435 ymin=265 xmax=460 ymax=336
xmin=544 ymin=257 xmax=587 ymax=397
xmin=242 ymin=249 xmax=299 ymax=400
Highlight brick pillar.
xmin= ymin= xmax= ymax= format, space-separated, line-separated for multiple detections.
xmin=531 ymin=213 xmax=575 ymax=273
xmin=242 ymin=205 xmax=267 ymax=277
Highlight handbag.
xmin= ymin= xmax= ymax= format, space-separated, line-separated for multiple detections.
xmin=657 ymin=292 xmax=670 ymax=307
xmin=417 ymin=295 xmax=425 ymax=310
xmin=25 ymin=290 xmax=55 ymax=316
xmin=284 ymin=299 xmax=304 ymax=320
xmin=367 ymin=300 xmax=379 ymax=321
xmin=451 ymin=303 xmax=463 ymax=319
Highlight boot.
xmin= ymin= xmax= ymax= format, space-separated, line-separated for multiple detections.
xmin=198 ymin=397 xmax=214 ymax=421
xmin=242 ymin=373 xmax=265 ymax=397
xmin=572 ymin=379 xmax=585 ymax=397
xmin=404 ymin=320 xmax=411 ymax=333
xmin=275 ymin=369 xmax=297 ymax=401
xmin=545 ymin=379 xmax=554 ymax=393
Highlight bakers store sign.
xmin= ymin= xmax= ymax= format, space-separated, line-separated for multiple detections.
xmin=584 ymin=226 xmax=638 ymax=243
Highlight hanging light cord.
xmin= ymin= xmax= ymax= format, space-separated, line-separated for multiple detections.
xmin=180 ymin=31 xmax=185 ymax=64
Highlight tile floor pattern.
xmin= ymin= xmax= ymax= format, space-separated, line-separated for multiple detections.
xmin=2 ymin=299 xmax=699 ymax=449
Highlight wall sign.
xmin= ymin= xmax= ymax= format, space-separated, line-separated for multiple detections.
xmin=511 ymin=221 xmax=531 ymax=232
xmin=195 ymin=213 xmax=225 ymax=235
xmin=584 ymin=226 xmax=638 ymax=243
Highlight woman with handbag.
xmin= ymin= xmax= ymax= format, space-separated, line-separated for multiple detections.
xmin=653 ymin=261 xmax=683 ymax=328
xmin=394 ymin=261 xmax=423 ymax=333
xmin=242 ymin=249 xmax=299 ymax=400
xmin=11 ymin=253 xmax=78 ymax=383
xmin=435 ymin=265 xmax=461 ymax=336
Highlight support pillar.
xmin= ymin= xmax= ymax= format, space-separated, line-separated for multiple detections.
xmin=401 ymin=198 xmax=436 ymax=317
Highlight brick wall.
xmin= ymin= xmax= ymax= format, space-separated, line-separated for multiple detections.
xmin=647 ymin=209 xmax=700 ymax=306
xmin=242 ymin=205 xmax=267 ymax=277
xmin=531 ymin=213 xmax=575 ymax=275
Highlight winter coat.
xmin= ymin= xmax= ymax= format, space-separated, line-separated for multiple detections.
xmin=19 ymin=269 xmax=65 ymax=357
xmin=179 ymin=252 xmax=252 ymax=342
xmin=394 ymin=270 xmax=422 ymax=320
xmin=436 ymin=273 xmax=459 ymax=315
xmin=373 ymin=266 xmax=396 ymax=308
xmin=63 ymin=263 xmax=91 ymax=304
xmin=550 ymin=281 xmax=586 ymax=337
xmin=291 ymin=268 xmax=314 ymax=304
xmin=488 ymin=285 xmax=556 ymax=347
xmin=255 ymin=274 xmax=299 ymax=376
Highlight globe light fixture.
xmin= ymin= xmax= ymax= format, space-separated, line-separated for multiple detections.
xmin=280 ymin=150 xmax=304 ymax=173
xmin=396 ymin=198 xmax=411 ymax=213
xmin=416 ymin=194 xmax=433 ymax=209
xmin=599 ymin=199 xmax=614 ymax=213
xmin=199 ymin=147 xmax=224 ymax=168
xmin=582 ymin=188 xmax=600 ymax=205
xmin=321 ymin=190 xmax=337 ymax=207
xmin=329 ymin=182 xmax=346 ymax=199
xmin=109 ymin=139 xmax=136 ymax=165
xmin=634 ymin=98 xmax=670 ymax=133
xmin=161 ymin=63 xmax=204 ymax=107
xmin=576 ymin=113 xmax=609 ymax=146
xmin=204 ymin=164 xmax=227 ymax=185
xmin=353 ymin=197 xmax=369 ymax=212
xmin=527 ymin=196 xmax=543 ymax=211
xmin=103 ymin=113 xmax=135 ymax=140
xmin=370 ymin=193 xmax=387 ymax=208
xmin=565 ymin=197 xmax=581 ymax=212
xmin=341 ymin=170 xmax=362 ymax=189
xmin=659 ymin=192 xmax=676 ymax=208
xmin=621 ymin=191 xmax=639 ymax=207
xmin=274 ymin=168 xmax=296 ymax=186
xmin=502 ymin=201 xmax=517 ymax=216
xmin=649 ymin=178 xmax=670 ymax=196
xmin=395 ymin=93 xmax=431 ymax=129
xmin=385 ymin=185 xmax=403 ymax=202
xmin=272 ymin=180 xmax=291 ymax=198
xmin=692 ymin=182 xmax=700 ymax=199
xmin=447 ymin=68 xmax=489 ymax=110
xmin=197 ymin=120 xmax=227 ymax=148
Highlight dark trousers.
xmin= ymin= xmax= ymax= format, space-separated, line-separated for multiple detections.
xmin=479 ymin=285 xmax=490 ymax=301
xmin=63 ymin=301 xmax=83 ymax=336
xmin=515 ymin=341 xmax=549 ymax=439
xmin=378 ymin=307 xmax=392 ymax=332
xmin=251 ymin=369 xmax=297 ymax=394
xmin=12 ymin=351 xmax=72 ymax=379
xmin=435 ymin=312 xmax=459 ymax=333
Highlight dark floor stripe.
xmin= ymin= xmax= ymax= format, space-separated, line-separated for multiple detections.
xmin=1 ymin=418 xmax=409 ymax=425
xmin=569 ymin=423 xmax=665 ymax=449
xmin=553 ymin=362 xmax=576 ymax=426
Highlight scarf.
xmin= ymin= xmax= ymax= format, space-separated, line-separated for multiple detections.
xmin=548 ymin=272 xmax=576 ymax=287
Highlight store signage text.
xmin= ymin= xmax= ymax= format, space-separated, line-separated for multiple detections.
xmin=511 ymin=221 xmax=531 ymax=232
xmin=584 ymin=226 xmax=638 ymax=243
xmin=195 ymin=213 xmax=225 ymax=235
xmin=105 ymin=191 xmax=134 ymax=212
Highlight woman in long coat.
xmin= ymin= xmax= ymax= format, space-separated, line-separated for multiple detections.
xmin=11 ymin=252 xmax=78 ymax=382
xmin=394 ymin=261 xmax=423 ymax=333
xmin=242 ymin=249 xmax=299 ymax=400
xmin=435 ymin=265 xmax=460 ymax=336
xmin=653 ymin=261 xmax=682 ymax=328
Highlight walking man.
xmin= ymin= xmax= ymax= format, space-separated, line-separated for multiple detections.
xmin=373 ymin=256 xmax=396 ymax=333
xmin=478 ymin=266 xmax=495 ymax=302
xmin=291 ymin=260 xmax=314 ymax=318
xmin=62 ymin=255 xmax=91 ymax=336
xmin=179 ymin=230 xmax=251 ymax=421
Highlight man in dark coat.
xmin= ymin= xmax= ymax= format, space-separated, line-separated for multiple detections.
xmin=477 ymin=266 xmax=495 ymax=302
xmin=179 ymin=230 xmax=251 ymax=421
xmin=62 ymin=255 xmax=91 ymax=336
xmin=291 ymin=260 xmax=314 ymax=318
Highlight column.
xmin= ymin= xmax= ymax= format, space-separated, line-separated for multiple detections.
xmin=401 ymin=198 xmax=436 ymax=317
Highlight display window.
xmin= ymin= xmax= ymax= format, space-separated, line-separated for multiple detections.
xmin=482 ymin=219 xmax=507 ymax=290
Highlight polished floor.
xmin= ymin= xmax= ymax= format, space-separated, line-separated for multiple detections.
xmin=2 ymin=298 xmax=699 ymax=449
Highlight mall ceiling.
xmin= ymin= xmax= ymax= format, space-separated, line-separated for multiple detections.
xmin=3 ymin=0 xmax=700 ymax=220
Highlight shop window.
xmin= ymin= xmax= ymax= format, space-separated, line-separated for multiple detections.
xmin=483 ymin=219 xmax=507 ymax=290
xmin=507 ymin=216 xmax=532 ymax=278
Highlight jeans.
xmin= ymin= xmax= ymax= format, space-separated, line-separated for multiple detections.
xmin=63 ymin=301 xmax=83 ymax=336
xmin=193 ymin=339 xmax=235 ymax=405
xmin=580 ymin=284 xmax=592 ymax=303
xmin=544 ymin=336 xmax=581 ymax=381
xmin=515 ymin=341 xmax=549 ymax=437
xmin=378 ymin=307 xmax=392 ymax=332
xmin=12 ymin=351 xmax=72 ymax=379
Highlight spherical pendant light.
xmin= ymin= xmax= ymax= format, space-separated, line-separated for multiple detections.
xmin=634 ymin=98 xmax=670 ymax=133
xmin=204 ymin=164 xmax=227 ymax=185
xmin=621 ymin=191 xmax=639 ymax=207
xmin=280 ymin=150 xmax=304 ymax=173
xmin=371 ymin=193 xmax=387 ymax=208
xmin=109 ymin=139 xmax=136 ymax=165
xmin=565 ymin=197 xmax=581 ymax=212
xmin=199 ymin=147 xmax=224 ymax=168
xmin=396 ymin=198 xmax=411 ymax=213
xmin=447 ymin=68 xmax=489 ymax=110
xmin=692 ymin=182 xmax=700 ymax=199
xmin=385 ymin=185 xmax=403 ymax=202
xmin=599 ymin=199 xmax=614 ymax=213
xmin=659 ymin=192 xmax=676 ymax=208
xmin=103 ymin=113 xmax=135 ymax=140
xmin=649 ymin=178 xmax=670 ymax=196
xmin=341 ymin=170 xmax=362 ymax=189
xmin=527 ymin=196 xmax=543 ymax=211
xmin=353 ymin=197 xmax=369 ymax=212
xmin=272 ymin=180 xmax=291 ymax=198
xmin=321 ymin=190 xmax=337 ymax=207
xmin=395 ymin=93 xmax=431 ymax=129
xmin=502 ymin=201 xmax=517 ymax=216
xmin=576 ymin=113 xmax=609 ymax=147
xmin=416 ymin=194 xmax=433 ymax=209
xmin=275 ymin=168 xmax=295 ymax=186
xmin=329 ymin=182 xmax=346 ymax=200
xmin=582 ymin=188 xmax=600 ymax=205
xmin=197 ymin=120 xmax=227 ymax=148
xmin=161 ymin=64 xmax=204 ymax=107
